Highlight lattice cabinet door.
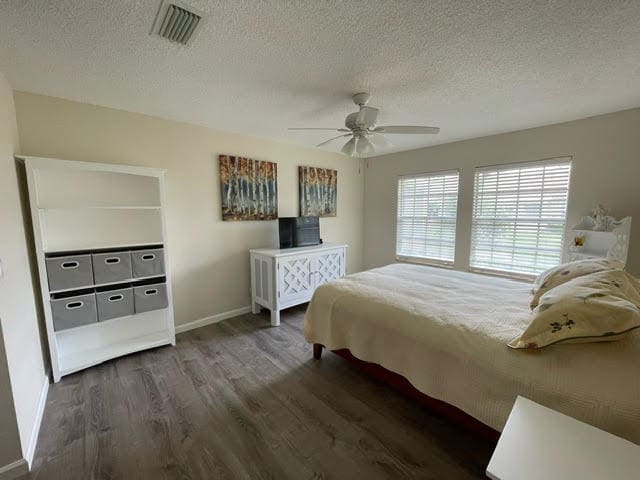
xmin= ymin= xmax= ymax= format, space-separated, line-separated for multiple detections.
xmin=277 ymin=254 xmax=316 ymax=307
xmin=316 ymin=249 xmax=345 ymax=287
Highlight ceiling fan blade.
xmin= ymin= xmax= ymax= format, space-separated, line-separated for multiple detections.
xmin=316 ymin=134 xmax=351 ymax=148
xmin=288 ymin=127 xmax=350 ymax=132
xmin=373 ymin=125 xmax=440 ymax=134
xmin=368 ymin=133 xmax=393 ymax=149
xmin=341 ymin=137 xmax=357 ymax=156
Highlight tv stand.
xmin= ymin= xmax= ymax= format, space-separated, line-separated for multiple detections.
xmin=249 ymin=243 xmax=347 ymax=326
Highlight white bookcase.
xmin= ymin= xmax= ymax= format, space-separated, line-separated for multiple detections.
xmin=250 ymin=243 xmax=347 ymax=326
xmin=22 ymin=156 xmax=176 ymax=382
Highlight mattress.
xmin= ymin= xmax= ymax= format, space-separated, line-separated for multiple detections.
xmin=303 ymin=263 xmax=640 ymax=444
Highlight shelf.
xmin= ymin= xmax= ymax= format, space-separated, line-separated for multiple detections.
xmin=56 ymin=309 xmax=171 ymax=375
xmin=572 ymin=229 xmax=617 ymax=236
xmin=44 ymin=242 xmax=163 ymax=255
xmin=59 ymin=330 xmax=172 ymax=376
xmin=49 ymin=274 xmax=166 ymax=295
xmin=568 ymin=251 xmax=604 ymax=259
xmin=40 ymin=206 xmax=161 ymax=211
xmin=34 ymin=168 xmax=161 ymax=208
xmin=40 ymin=207 xmax=163 ymax=252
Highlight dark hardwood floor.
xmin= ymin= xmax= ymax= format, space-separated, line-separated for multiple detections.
xmin=26 ymin=305 xmax=495 ymax=479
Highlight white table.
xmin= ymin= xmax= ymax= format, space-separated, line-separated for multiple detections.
xmin=487 ymin=396 xmax=640 ymax=480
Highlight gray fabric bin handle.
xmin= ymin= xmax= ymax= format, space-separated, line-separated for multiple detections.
xmin=105 ymin=257 xmax=121 ymax=264
xmin=66 ymin=301 xmax=84 ymax=310
xmin=142 ymin=254 xmax=156 ymax=261
xmin=61 ymin=261 xmax=80 ymax=269
xmin=108 ymin=294 xmax=124 ymax=302
xmin=144 ymin=288 xmax=158 ymax=296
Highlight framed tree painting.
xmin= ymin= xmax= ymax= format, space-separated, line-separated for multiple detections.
xmin=299 ymin=166 xmax=337 ymax=217
xmin=219 ymin=155 xmax=277 ymax=221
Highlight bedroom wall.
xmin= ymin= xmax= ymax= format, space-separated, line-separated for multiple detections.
xmin=0 ymin=74 xmax=47 ymax=472
xmin=13 ymin=92 xmax=365 ymax=329
xmin=364 ymin=107 xmax=640 ymax=275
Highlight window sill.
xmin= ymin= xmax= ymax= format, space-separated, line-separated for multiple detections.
xmin=395 ymin=256 xmax=454 ymax=269
xmin=468 ymin=267 xmax=535 ymax=283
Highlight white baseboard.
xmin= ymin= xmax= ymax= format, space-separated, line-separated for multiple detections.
xmin=24 ymin=375 xmax=49 ymax=468
xmin=175 ymin=306 xmax=252 ymax=334
xmin=0 ymin=459 xmax=28 ymax=480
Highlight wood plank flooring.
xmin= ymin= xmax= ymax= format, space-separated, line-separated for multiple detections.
xmin=25 ymin=306 xmax=495 ymax=479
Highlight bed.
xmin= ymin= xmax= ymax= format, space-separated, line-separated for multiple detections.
xmin=303 ymin=263 xmax=640 ymax=444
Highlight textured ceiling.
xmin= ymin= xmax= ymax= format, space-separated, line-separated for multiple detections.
xmin=1 ymin=0 xmax=640 ymax=157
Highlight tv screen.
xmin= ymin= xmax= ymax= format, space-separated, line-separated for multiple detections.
xmin=278 ymin=217 xmax=320 ymax=249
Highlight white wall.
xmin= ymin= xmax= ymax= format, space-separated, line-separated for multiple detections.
xmin=364 ymin=108 xmax=640 ymax=275
xmin=14 ymin=92 xmax=365 ymax=328
xmin=0 ymin=74 xmax=47 ymax=470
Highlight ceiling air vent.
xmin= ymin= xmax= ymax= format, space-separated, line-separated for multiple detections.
xmin=150 ymin=0 xmax=204 ymax=46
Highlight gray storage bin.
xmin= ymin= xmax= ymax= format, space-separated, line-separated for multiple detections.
xmin=92 ymin=251 xmax=133 ymax=285
xmin=131 ymin=248 xmax=165 ymax=278
xmin=51 ymin=293 xmax=98 ymax=331
xmin=134 ymin=283 xmax=168 ymax=313
xmin=45 ymin=254 xmax=94 ymax=291
xmin=96 ymin=287 xmax=134 ymax=321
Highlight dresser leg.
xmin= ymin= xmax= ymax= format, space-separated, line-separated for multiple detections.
xmin=252 ymin=301 xmax=261 ymax=314
xmin=313 ymin=344 xmax=323 ymax=359
xmin=270 ymin=309 xmax=280 ymax=326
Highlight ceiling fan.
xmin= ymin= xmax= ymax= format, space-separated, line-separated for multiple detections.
xmin=288 ymin=93 xmax=440 ymax=157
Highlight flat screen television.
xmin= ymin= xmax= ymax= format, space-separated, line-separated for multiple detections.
xmin=278 ymin=216 xmax=320 ymax=249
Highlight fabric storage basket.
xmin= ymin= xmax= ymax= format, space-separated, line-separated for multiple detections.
xmin=96 ymin=287 xmax=134 ymax=321
xmin=92 ymin=251 xmax=133 ymax=285
xmin=134 ymin=283 xmax=168 ymax=313
xmin=45 ymin=254 xmax=93 ymax=291
xmin=131 ymin=248 xmax=165 ymax=278
xmin=50 ymin=292 xmax=98 ymax=331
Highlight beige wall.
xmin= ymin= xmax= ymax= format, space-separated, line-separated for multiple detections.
xmin=14 ymin=92 xmax=365 ymax=328
xmin=0 ymin=75 xmax=47 ymax=468
xmin=0 ymin=326 xmax=21 ymax=468
xmin=364 ymin=108 xmax=640 ymax=275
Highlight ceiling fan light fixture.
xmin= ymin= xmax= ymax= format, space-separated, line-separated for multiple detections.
xmin=355 ymin=136 xmax=374 ymax=157
xmin=341 ymin=137 xmax=357 ymax=156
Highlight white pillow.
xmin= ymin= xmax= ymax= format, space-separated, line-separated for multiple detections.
xmin=511 ymin=269 xmax=640 ymax=349
xmin=530 ymin=258 xmax=623 ymax=309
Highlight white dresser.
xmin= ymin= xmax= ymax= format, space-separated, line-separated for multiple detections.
xmin=250 ymin=243 xmax=347 ymax=326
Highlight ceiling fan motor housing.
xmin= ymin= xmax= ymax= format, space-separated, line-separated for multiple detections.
xmin=345 ymin=106 xmax=379 ymax=130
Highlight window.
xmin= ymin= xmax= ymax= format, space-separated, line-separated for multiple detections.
xmin=396 ymin=170 xmax=459 ymax=265
xmin=470 ymin=158 xmax=572 ymax=276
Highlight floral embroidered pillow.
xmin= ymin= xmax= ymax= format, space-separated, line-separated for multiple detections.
xmin=511 ymin=269 xmax=640 ymax=349
xmin=530 ymin=258 xmax=624 ymax=309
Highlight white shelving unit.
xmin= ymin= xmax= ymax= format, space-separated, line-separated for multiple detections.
xmin=567 ymin=215 xmax=632 ymax=265
xmin=22 ymin=156 xmax=176 ymax=382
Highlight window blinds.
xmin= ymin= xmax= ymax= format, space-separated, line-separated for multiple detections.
xmin=396 ymin=171 xmax=459 ymax=264
xmin=470 ymin=158 xmax=572 ymax=276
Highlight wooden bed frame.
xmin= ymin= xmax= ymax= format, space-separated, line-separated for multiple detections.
xmin=313 ymin=343 xmax=500 ymax=443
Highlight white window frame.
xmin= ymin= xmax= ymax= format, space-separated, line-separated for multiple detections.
xmin=469 ymin=157 xmax=572 ymax=279
xmin=396 ymin=169 xmax=460 ymax=267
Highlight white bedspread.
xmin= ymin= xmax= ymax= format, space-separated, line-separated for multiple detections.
xmin=303 ymin=263 xmax=640 ymax=444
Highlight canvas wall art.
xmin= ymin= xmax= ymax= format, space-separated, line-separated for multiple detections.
xmin=299 ymin=166 xmax=337 ymax=217
xmin=219 ymin=155 xmax=277 ymax=221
